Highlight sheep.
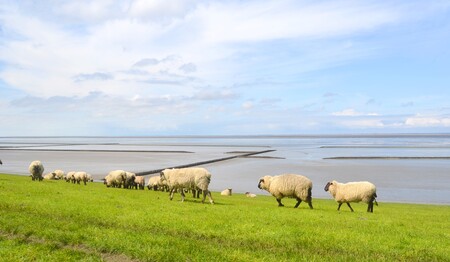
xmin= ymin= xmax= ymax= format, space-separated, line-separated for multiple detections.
xmin=53 ymin=170 xmax=65 ymax=180
xmin=28 ymin=161 xmax=44 ymax=181
xmin=221 ymin=188 xmax=232 ymax=196
xmin=258 ymin=174 xmax=313 ymax=209
xmin=0 ymin=159 xmax=2 ymax=164
xmin=324 ymin=180 xmax=378 ymax=213
xmin=147 ymin=176 xmax=168 ymax=191
xmin=103 ymin=170 xmax=127 ymax=188
xmin=86 ymin=173 xmax=94 ymax=182
xmin=245 ymin=192 xmax=257 ymax=198
xmin=74 ymin=171 xmax=88 ymax=185
xmin=160 ymin=167 xmax=214 ymax=204
xmin=65 ymin=171 xmax=76 ymax=183
xmin=43 ymin=172 xmax=57 ymax=180
xmin=134 ymin=176 xmax=145 ymax=190
xmin=125 ymin=172 xmax=136 ymax=189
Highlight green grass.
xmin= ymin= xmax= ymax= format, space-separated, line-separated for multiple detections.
xmin=0 ymin=173 xmax=449 ymax=262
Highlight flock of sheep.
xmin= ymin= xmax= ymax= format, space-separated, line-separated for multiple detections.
xmin=27 ymin=160 xmax=378 ymax=212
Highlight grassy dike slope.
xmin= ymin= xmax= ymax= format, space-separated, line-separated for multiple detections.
xmin=0 ymin=174 xmax=449 ymax=261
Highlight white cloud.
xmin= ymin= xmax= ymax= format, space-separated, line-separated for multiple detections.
xmin=332 ymin=109 xmax=379 ymax=116
xmin=339 ymin=119 xmax=385 ymax=128
xmin=405 ymin=116 xmax=450 ymax=127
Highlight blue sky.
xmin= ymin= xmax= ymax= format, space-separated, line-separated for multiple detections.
xmin=0 ymin=0 xmax=449 ymax=136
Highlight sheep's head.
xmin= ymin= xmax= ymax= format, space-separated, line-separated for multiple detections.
xmin=257 ymin=176 xmax=272 ymax=190
xmin=324 ymin=180 xmax=337 ymax=192
xmin=159 ymin=171 xmax=166 ymax=182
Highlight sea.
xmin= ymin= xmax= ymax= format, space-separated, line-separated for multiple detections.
xmin=1 ymin=134 xmax=449 ymax=205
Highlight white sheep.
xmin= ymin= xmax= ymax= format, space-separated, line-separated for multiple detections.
xmin=147 ymin=175 xmax=168 ymax=191
xmin=104 ymin=170 xmax=127 ymax=188
xmin=65 ymin=171 xmax=76 ymax=183
xmin=245 ymin=192 xmax=257 ymax=198
xmin=125 ymin=172 xmax=136 ymax=189
xmin=53 ymin=170 xmax=65 ymax=180
xmin=43 ymin=172 xmax=57 ymax=180
xmin=221 ymin=188 xmax=232 ymax=196
xmin=28 ymin=160 xmax=44 ymax=181
xmin=258 ymin=174 xmax=313 ymax=209
xmin=134 ymin=176 xmax=145 ymax=190
xmin=86 ymin=173 xmax=94 ymax=182
xmin=74 ymin=171 xmax=89 ymax=185
xmin=324 ymin=180 xmax=378 ymax=212
xmin=160 ymin=167 xmax=214 ymax=204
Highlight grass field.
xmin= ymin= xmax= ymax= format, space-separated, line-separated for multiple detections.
xmin=0 ymin=173 xmax=449 ymax=261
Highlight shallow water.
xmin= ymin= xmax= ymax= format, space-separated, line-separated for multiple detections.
xmin=1 ymin=135 xmax=449 ymax=204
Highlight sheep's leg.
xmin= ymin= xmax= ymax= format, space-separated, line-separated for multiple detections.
xmin=346 ymin=203 xmax=354 ymax=212
xmin=201 ymin=190 xmax=206 ymax=203
xmin=308 ymin=201 xmax=313 ymax=209
xmin=169 ymin=188 xmax=175 ymax=200
xmin=207 ymin=191 xmax=214 ymax=204
xmin=202 ymin=190 xmax=214 ymax=204
xmin=192 ymin=189 xmax=196 ymax=198
xmin=180 ymin=189 xmax=185 ymax=202
xmin=367 ymin=201 xmax=374 ymax=213
xmin=276 ymin=199 xmax=284 ymax=207
xmin=294 ymin=198 xmax=302 ymax=208
xmin=337 ymin=203 xmax=343 ymax=211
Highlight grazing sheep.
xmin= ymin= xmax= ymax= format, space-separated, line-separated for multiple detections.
xmin=86 ymin=173 xmax=94 ymax=182
xmin=258 ymin=174 xmax=313 ymax=209
xmin=65 ymin=171 xmax=76 ymax=183
xmin=28 ymin=161 xmax=44 ymax=181
xmin=147 ymin=176 xmax=168 ymax=191
xmin=0 ymin=159 xmax=2 ymax=165
xmin=53 ymin=170 xmax=65 ymax=180
xmin=43 ymin=172 xmax=57 ymax=180
xmin=324 ymin=180 xmax=378 ymax=213
xmin=134 ymin=176 xmax=145 ymax=190
xmin=245 ymin=192 xmax=257 ymax=198
xmin=125 ymin=172 xmax=136 ymax=189
xmin=74 ymin=171 xmax=89 ymax=185
xmin=221 ymin=188 xmax=232 ymax=196
xmin=104 ymin=170 xmax=127 ymax=188
xmin=160 ymin=167 xmax=214 ymax=204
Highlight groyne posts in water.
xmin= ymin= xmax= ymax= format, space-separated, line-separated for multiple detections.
xmin=135 ymin=149 xmax=276 ymax=176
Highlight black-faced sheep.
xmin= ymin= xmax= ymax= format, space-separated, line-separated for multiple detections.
xmin=125 ymin=172 xmax=136 ymax=189
xmin=134 ymin=176 xmax=145 ymax=190
xmin=28 ymin=160 xmax=44 ymax=181
xmin=104 ymin=170 xmax=127 ymax=188
xmin=43 ymin=172 xmax=57 ymax=180
xmin=160 ymin=167 xmax=214 ymax=204
xmin=147 ymin=176 xmax=169 ymax=191
xmin=65 ymin=171 xmax=76 ymax=183
xmin=324 ymin=180 xmax=378 ymax=212
xmin=221 ymin=188 xmax=232 ymax=196
xmin=245 ymin=192 xmax=257 ymax=198
xmin=74 ymin=171 xmax=89 ymax=185
xmin=258 ymin=174 xmax=313 ymax=209
xmin=53 ymin=170 xmax=65 ymax=180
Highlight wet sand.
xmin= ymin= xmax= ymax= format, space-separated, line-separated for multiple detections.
xmin=0 ymin=136 xmax=449 ymax=205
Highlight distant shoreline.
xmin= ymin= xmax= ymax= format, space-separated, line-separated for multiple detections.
xmin=1 ymin=133 xmax=450 ymax=139
xmin=324 ymin=156 xmax=450 ymax=160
